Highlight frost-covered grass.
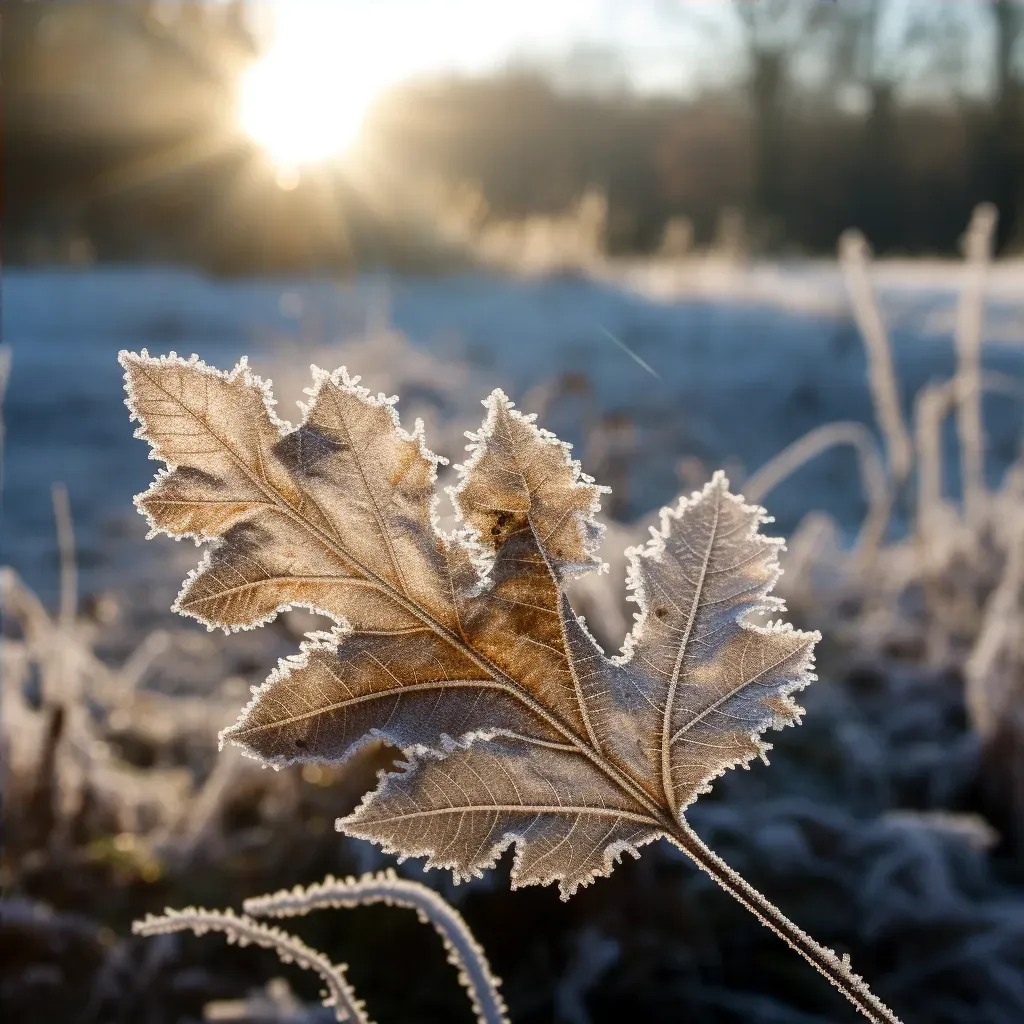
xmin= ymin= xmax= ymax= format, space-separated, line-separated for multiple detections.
xmin=4 ymin=224 xmax=1024 ymax=1023
xmin=4 ymin=254 xmax=1023 ymax=605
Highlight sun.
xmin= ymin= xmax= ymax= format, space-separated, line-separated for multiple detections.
xmin=237 ymin=38 xmax=381 ymax=168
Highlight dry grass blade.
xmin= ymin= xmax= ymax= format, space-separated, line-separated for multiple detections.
xmin=244 ymin=869 xmax=509 ymax=1024
xmin=741 ymin=421 xmax=891 ymax=562
xmin=914 ymin=370 xmax=1024 ymax=553
xmin=839 ymin=229 xmax=912 ymax=485
xmin=967 ymin=519 xmax=1024 ymax=730
xmin=132 ymin=908 xmax=367 ymax=1022
xmin=955 ymin=203 xmax=998 ymax=526
xmin=51 ymin=482 xmax=78 ymax=628
xmin=122 ymin=349 xmax=902 ymax=1023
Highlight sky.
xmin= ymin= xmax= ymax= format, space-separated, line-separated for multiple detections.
xmin=253 ymin=0 xmax=743 ymax=96
xmin=252 ymin=0 xmax=1008 ymax=101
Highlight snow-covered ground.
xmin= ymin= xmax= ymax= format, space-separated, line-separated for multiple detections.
xmin=4 ymin=261 xmax=1023 ymax=605
xmin=611 ymin=256 xmax=1024 ymax=325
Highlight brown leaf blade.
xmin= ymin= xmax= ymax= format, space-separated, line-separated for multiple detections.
xmin=451 ymin=391 xmax=606 ymax=739
xmin=454 ymin=391 xmax=605 ymax=578
xmin=123 ymin=352 xmax=298 ymax=537
xmin=284 ymin=368 xmax=467 ymax=629
xmin=564 ymin=472 xmax=818 ymax=818
xmin=342 ymin=737 xmax=661 ymax=898
xmin=558 ymin=595 xmax=663 ymax=798
xmin=223 ymin=630 xmax=561 ymax=766
xmin=122 ymin=353 xmax=455 ymax=634
xmin=176 ymin=516 xmax=419 ymax=632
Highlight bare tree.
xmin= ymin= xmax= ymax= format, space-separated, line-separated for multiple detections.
xmin=657 ymin=0 xmax=838 ymax=242
xmin=989 ymin=0 xmax=1024 ymax=249
xmin=822 ymin=0 xmax=974 ymax=249
xmin=730 ymin=0 xmax=835 ymax=238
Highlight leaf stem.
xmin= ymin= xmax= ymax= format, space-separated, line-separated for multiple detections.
xmin=666 ymin=818 xmax=903 ymax=1024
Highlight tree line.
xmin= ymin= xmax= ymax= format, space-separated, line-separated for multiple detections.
xmin=5 ymin=0 xmax=1023 ymax=272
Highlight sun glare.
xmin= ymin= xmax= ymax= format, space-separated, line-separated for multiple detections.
xmin=237 ymin=39 xmax=380 ymax=168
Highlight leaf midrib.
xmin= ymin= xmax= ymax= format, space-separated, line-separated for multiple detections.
xmin=181 ymin=574 xmax=382 ymax=607
xmin=661 ymin=488 xmax=721 ymax=818
xmin=359 ymin=804 xmax=660 ymax=827
xmin=233 ymin=678 xmax=519 ymax=736
xmin=321 ymin=385 xmax=411 ymax=599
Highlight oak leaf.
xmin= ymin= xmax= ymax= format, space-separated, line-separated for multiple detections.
xmin=122 ymin=351 xmax=908 ymax=1024
xmin=121 ymin=350 xmax=815 ymax=896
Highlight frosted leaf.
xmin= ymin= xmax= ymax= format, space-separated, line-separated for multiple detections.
xmin=124 ymin=352 xmax=908 ymax=1024
xmin=122 ymin=352 xmax=816 ymax=893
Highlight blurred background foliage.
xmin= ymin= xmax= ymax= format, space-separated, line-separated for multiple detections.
xmin=3 ymin=0 xmax=1023 ymax=273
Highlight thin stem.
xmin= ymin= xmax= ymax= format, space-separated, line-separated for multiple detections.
xmin=667 ymin=818 xmax=903 ymax=1024
xmin=838 ymin=230 xmax=912 ymax=486
xmin=955 ymin=203 xmax=997 ymax=527
xmin=245 ymin=870 xmax=509 ymax=1024
xmin=51 ymin=482 xmax=77 ymax=628
xmin=133 ymin=908 xmax=368 ymax=1023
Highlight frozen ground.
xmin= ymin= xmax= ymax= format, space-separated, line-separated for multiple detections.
xmin=5 ymin=258 xmax=1024 ymax=1024
xmin=613 ymin=256 xmax=1024 ymax=325
xmin=4 ymin=261 xmax=1024 ymax=607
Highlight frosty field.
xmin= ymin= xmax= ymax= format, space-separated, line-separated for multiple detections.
xmin=5 ymin=255 xmax=1024 ymax=1024
xmin=5 ymin=261 xmax=1023 ymax=607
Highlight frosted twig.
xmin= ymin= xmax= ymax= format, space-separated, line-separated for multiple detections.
xmin=914 ymin=380 xmax=958 ymax=553
xmin=0 ymin=345 xmax=11 ymax=395
xmin=965 ymin=514 xmax=1024 ymax=740
xmin=913 ymin=370 xmax=1024 ymax=551
xmin=1 ymin=566 xmax=170 ymax=708
xmin=839 ymin=230 xmax=912 ymax=485
xmin=741 ymin=421 xmax=890 ymax=561
xmin=166 ymin=744 xmax=256 ymax=863
xmin=132 ymin=908 xmax=368 ymax=1023
xmin=51 ymin=482 xmax=77 ymax=629
xmin=0 ymin=565 xmax=53 ymax=642
xmin=955 ymin=203 xmax=998 ymax=527
xmin=244 ymin=870 xmax=509 ymax=1024
xmin=114 ymin=629 xmax=171 ymax=693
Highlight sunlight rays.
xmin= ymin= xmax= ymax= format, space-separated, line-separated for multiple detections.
xmin=236 ymin=46 xmax=376 ymax=167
